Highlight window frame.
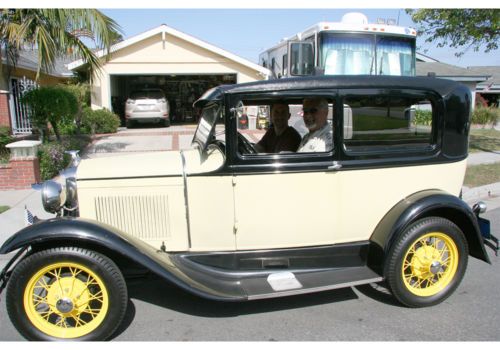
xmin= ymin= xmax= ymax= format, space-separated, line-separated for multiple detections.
xmin=225 ymin=90 xmax=339 ymax=173
xmin=338 ymin=88 xmax=443 ymax=161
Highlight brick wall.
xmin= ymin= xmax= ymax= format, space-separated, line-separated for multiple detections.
xmin=0 ymin=157 xmax=41 ymax=190
xmin=0 ymin=92 xmax=12 ymax=129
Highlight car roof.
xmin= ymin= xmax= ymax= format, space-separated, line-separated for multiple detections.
xmin=194 ymin=75 xmax=463 ymax=107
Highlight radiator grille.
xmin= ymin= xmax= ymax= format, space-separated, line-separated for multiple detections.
xmin=95 ymin=195 xmax=170 ymax=240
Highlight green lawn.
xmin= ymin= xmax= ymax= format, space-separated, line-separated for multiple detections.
xmin=464 ymin=162 xmax=500 ymax=188
xmin=0 ymin=205 xmax=10 ymax=214
xmin=354 ymin=114 xmax=408 ymax=131
xmin=469 ymin=129 xmax=500 ymax=153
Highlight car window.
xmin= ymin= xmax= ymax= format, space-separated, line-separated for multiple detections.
xmin=342 ymin=94 xmax=434 ymax=154
xmin=130 ymin=90 xmax=164 ymax=100
xmin=233 ymin=96 xmax=334 ymax=156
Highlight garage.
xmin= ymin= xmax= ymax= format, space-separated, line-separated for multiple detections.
xmin=68 ymin=24 xmax=269 ymax=126
xmin=110 ymin=73 xmax=236 ymax=125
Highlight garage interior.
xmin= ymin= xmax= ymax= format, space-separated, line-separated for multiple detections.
xmin=110 ymin=74 xmax=237 ymax=125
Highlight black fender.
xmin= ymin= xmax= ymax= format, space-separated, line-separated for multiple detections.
xmin=369 ymin=190 xmax=490 ymax=272
xmin=0 ymin=217 xmax=245 ymax=301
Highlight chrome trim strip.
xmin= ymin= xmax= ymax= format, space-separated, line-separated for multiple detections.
xmin=180 ymin=150 xmax=192 ymax=249
xmin=246 ymin=276 xmax=384 ymax=300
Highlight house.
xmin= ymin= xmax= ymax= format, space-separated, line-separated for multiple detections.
xmin=0 ymin=50 xmax=73 ymax=134
xmin=466 ymin=66 xmax=500 ymax=107
xmin=68 ymin=24 xmax=270 ymax=123
xmin=416 ymin=58 xmax=491 ymax=108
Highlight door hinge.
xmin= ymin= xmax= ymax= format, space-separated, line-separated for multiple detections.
xmin=232 ymin=177 xmax=237 ymax=187
xmin=233 ymin=222 xmax=238 ymax=235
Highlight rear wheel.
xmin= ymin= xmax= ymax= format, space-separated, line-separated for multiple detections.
xmin=126 ymin=120 xmax=134 ymax=128
xmin=6 ymin=247 xmax=128 ymax=340
xmin=385 ymin=217 xmax=468 ymax=307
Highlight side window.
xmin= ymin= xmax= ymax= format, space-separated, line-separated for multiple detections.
xmin=343 ymin=94 xmax=434 ymax=154
xmin=234 ymin=96 xmax=335 ymax=156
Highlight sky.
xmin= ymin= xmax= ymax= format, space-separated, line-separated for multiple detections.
xmin=7 ymin=1 xmax=500 ymax=68
xmin=98 ymin=8 xmax=500 ymax=68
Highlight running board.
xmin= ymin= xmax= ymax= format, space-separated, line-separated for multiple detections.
xmin=170 ymin=253 xmax=383 ymax=301
xmin=244 ymin=266 xmax=383 ymax=300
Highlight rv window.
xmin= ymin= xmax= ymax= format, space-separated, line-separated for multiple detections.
xmin=290 ymin=42 xmax=314 ymax=76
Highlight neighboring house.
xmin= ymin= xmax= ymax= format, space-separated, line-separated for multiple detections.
xmin=416 ymin=61 xmax=491 ymax=107
xmin=0 ymin=49 xmax=73 ymax=134
xmin=68 ymin=24 xmax=271 ymax=123
xmin=466 ymin=66 xmax=500 ymax=107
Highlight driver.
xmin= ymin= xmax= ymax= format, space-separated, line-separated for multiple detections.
xmin=255 ymin=102 xmax=301 ymax=153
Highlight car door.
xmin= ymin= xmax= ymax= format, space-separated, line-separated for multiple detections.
xmin=228 ymin=93 xmax=342 ymax=250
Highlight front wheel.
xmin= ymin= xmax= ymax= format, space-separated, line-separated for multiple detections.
xmin=6 ymin=247 xmax=128 ymax=341
xmin=385 ymin=217 xmax=468 ymax=308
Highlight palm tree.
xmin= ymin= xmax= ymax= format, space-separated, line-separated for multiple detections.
xmin=0 ymin=9 xmax=122 ymax=81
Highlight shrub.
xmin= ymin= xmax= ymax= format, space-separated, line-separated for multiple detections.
xmin=38 ymin=143 xmax=67 ymax=180
xmin=22 ymin=86 xmax=78 ymax=141
xmin=37 ymin=135 xmax=91 ymax=180
xmin=81 ymin=107 xmax=120 ymax=135
xmin=0 ymin=126 xmax=14 ymax=148
xmin=0 ymin=126 xmax=14 ymax=163
xmin=472 ymin=107 xmax=499 ymax=127
xmin=414 ymin=109 xmax=433 ymax=126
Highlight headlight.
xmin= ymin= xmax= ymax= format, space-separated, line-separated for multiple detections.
xmin=42 ymin=180 xmax=66 ymax=213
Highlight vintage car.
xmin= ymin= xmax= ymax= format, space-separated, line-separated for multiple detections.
xmin=0 ymin=76 xmax=497 ymax=341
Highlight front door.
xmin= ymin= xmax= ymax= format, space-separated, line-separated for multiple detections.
xmin=229 ymin=93 xmax=340 ymax=250
xmin=233 ymin=171 xmax=340 ymax=250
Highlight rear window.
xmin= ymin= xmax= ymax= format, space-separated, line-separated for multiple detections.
xmin=130 ymin=90 xmax=165 ymax=100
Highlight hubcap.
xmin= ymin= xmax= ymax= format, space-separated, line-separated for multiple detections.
xmin=56 ymin=298 xmax=74 ymax=313
xmin=402 ymin=232 xmax=459 ymax=297
xmin=23 ymin=262 xmax=109 ymax=339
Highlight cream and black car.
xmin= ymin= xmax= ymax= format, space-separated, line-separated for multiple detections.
xmin=0 ymin=76 xmax=497 ymax=341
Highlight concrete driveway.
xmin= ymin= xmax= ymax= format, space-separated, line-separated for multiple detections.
xmin=83 ymin=125 xmax=198 ymax=158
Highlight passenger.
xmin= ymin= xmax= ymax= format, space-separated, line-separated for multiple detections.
xmin=255 ymin=102 xmax=301 ymax=153
xmin=297 ymin=98 xmax=333 ymax=152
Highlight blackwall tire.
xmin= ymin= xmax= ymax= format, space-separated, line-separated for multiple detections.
xmin=385 ymin=217 xmax=468 ymax=308
xmin=6 ymin=247 xmax=128 ymax=341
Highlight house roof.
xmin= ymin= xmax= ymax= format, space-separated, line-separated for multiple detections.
xmin=416 ymin=52 xmax=439 ymax=63
xmin=1 ymin=49 xmax=74 ymax=77
xmin=416 ymin=61 xmax=490 ymax=83
xmin=466 ymin=66 xmax=500 ymax=93
xmin=67 ymin=24 xmax=271 ymax=77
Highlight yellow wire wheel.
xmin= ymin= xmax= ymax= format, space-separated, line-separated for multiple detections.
xmin=386 ymin=217 xmax=468 ymax=308
xmin=6 ymin=247 xmax=128 ymax=341
xmin=401 ymin=232 xmax=459 ymax=297
xmin=23 ymin=262 xmax=109 ymax=339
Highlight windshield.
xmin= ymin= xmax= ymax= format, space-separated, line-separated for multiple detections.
xmin=192 ymin=103 xmax=221 ymax=152
xmin=320 ymin=32 xmax=415 ymax=76
xmin=376 ymin=36 xmax=414 ymax=76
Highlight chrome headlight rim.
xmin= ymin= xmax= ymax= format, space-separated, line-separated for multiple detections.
xmin=41 ymin=180 xmax=66 ymax=214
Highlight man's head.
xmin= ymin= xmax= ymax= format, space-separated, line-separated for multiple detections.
xmin=302 ymin=98 xmax=328 ymax=132
xmin=270 ymin=103 xmax=291 ymax=135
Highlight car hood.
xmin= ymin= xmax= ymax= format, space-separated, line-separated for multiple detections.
xmin=77 ymin=148 xmax=224 ymax=180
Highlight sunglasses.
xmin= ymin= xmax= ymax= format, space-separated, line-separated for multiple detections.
xmin=302 ymin=107 xmax=319 ymax=114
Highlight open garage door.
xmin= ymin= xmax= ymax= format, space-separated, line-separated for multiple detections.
xmin=110 ymin=74 xmax=236 ymax=126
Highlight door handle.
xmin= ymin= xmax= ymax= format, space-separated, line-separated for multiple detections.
xmin=327 ymin=161 xmax=342 ymax=171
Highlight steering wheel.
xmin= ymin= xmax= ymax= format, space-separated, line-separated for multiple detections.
xmin=237 ymin=132 xmax=257 ymax=154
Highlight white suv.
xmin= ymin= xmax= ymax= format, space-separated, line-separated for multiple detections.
xmin=125 ymin=88 xmax=170 ymax=127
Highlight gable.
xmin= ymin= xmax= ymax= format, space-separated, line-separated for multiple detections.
xmin=107 ymin=33 xmax=230 ymax=65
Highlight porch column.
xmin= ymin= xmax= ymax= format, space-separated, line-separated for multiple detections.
xmin=0 ymin=90 xmax=12 ymax=129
